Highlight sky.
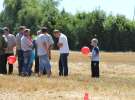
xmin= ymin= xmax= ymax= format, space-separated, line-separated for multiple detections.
xmin=0 ymin=0 xmax=3 ymax=12
xmin=0 ymin=0 xmax=134 ymax=20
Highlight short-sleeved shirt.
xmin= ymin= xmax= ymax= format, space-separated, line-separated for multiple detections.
xmin=58 ymin=33 xmax=69 ymax=54
xmin=47 ymin=34 xmax=54 ymax=46
xmin=21 ymin=36 xmax=33 ymax=51
xmin=4 ymin=34 xmax=16 ymax=54
xmin=91 ymin=47 xmax=99 ymax=61
xmin=36 ymin=34 xmax=49 ymax=56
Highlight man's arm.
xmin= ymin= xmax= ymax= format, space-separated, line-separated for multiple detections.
xmin=57 ymin=43 xmax=63 ymax=48
xmin=15 ymin=34 xmax=19 ymax=46
xmin=49 ymin=35 xmax=54 ymax=49
xmin=12 ymin=35 xmax=16 ymax=47
xmin=2 ymin=37 xmax=7 ymax=50
xmin=57 ymin=36 xmax=65 ymax=48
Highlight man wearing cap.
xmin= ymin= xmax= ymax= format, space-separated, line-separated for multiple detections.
xmin=0 ymin=28 xmax=7 ymax=74
xmin=21 ymin=29 xmax=33 ymax=76
xmin=3 ymin=27 xmax=16 ymax=74
xmin=16 ymin=26 xmax=25 ymax=75
xmin=53 ymin=30 xmax=69 ymax=76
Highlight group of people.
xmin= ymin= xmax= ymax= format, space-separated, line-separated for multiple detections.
xmin=0 ymin=26 xmax=70 ymax=78
xmin=0 ymin=25 xmax=100 ymax=78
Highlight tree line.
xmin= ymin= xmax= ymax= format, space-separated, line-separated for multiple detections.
xmin=0 ymin=0 xmax=135 ymax=51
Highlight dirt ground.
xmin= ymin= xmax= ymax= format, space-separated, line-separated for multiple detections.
xmin=0 ymin=51 xmax=135 ymax=100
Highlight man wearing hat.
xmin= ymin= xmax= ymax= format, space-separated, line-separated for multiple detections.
xmin=16 ymin=26 xmax=26 ymax=75
xmin=3 ymin=27 xmax=16 ymax=74
xmin=53 ymin=30 xmax=69 ymax=76
xmin=0 ymin=28 xmax=7 ymax=74
xmin=21 ymin=29 xmax=33 ymax=76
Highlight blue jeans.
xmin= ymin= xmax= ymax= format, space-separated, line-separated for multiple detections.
xmin=59 ymin=53 xmax=69 ymax=76
xmin=39 ymin=54 xmax=51 ymax=74
xmin=22 ymin=50 xmax=32 ymax=75
xmin=17 ymin=50 xmax=24 ymax=75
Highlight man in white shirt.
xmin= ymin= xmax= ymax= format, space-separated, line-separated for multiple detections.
xmin=53 ymin=30 xmax=69 ymax=76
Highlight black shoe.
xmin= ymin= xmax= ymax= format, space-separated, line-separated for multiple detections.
xmin=43 ymin=70 xmax=47 ymax=75
xmin=21 ymin=73 xmax=26 ymax=77
xmin=59 ymin=73 xmax=63 ymax=76
xmin=64 ymin=74 xmax=68 ymax=77
xmin=8 ymin=72 xmax=13 ymax=75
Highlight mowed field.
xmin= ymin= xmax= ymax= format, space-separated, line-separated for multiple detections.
xmin=0 ymin=51 xmax=135 ymax=100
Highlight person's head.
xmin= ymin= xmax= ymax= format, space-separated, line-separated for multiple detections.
xmin=23 ymin=29 xmax=30 ymax=36
xmin=37 ymin=30 xmax=41 ymax=35
xmin=41 ymin=27 xmax=48 ymax=34
xmin=53 ymin=29 xmax=61 ymax=38
xmin=3 ymin=27 xmax=9 ymax=35
xmin=19 ymin=26 xmax=26 ymax=34
xmin=0 ymin=27 xmax=4 ymax=36
xmin=91 ymin=38 xmax=98 ymax=47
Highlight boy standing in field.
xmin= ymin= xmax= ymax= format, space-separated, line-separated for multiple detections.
xmin=91 ymin=38 xmax=100 ymax=78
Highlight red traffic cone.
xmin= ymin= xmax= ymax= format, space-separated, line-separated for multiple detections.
xmin=84 ymin=92 xmax=89 ymax=100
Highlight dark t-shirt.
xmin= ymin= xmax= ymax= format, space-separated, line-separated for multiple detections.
xmin=0 ymin=35 xmax=7 ymax=55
